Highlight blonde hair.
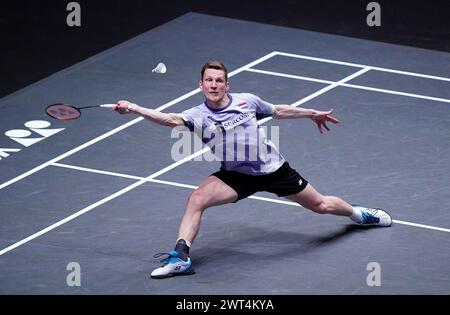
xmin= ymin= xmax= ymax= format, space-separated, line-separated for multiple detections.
xmin=201 ymin=61 xmax=228 ymax=81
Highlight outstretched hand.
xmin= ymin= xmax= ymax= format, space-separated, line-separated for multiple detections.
xmin=311 ymin=109 xmax=340 ymax=133
xmin=113 ymin=100 xmax=137 ymax=114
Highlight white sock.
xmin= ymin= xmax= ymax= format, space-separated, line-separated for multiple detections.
xmin=350 ymin=205 xmax=363 ymax=223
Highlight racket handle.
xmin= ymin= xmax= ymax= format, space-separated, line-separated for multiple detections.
xmin=99 ymin=104 xmax=116 ymax=108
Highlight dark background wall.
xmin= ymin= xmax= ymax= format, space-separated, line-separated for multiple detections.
xmin=1 ymin=0 xmax=449 ymax=98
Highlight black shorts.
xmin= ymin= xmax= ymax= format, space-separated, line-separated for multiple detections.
xmin=211 ymin=162 xmax=308 ymax=202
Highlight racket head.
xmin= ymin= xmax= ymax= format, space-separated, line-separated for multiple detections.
xmin=45 ymin=103 xmax=81 ymax=120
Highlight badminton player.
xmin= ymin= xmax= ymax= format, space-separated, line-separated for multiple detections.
xmin=113 ymin=60 xmax=392 ymax=279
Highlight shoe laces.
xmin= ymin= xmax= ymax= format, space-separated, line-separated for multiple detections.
xmin=362 ymin=208 xmax=380 ymax=224
xmin=153 ymin=250 xmax=180 ymax=266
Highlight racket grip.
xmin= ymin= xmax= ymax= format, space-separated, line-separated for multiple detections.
xmin=99 ymin=104 xmax=116 ymax=108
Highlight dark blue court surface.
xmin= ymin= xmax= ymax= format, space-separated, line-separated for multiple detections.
xmin=1 ymin=13 xmax=449 ymax=295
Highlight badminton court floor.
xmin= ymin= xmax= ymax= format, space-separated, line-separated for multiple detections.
xmin=0 ymin=13 xmax=449 ymax=295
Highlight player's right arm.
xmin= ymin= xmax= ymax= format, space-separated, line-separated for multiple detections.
xmin=114 ymin=100 xmax=185 ymax=128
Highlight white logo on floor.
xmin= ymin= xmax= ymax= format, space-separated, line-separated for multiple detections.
xmin=1 ymin=120 xmax=64 ymax=161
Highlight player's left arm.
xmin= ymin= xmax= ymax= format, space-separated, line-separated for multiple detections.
xmin=272 ymin=104 xmax=340 ymax=133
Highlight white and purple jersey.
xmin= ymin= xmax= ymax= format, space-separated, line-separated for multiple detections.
xmin=180 ymin=93 xmax=285 ymax=175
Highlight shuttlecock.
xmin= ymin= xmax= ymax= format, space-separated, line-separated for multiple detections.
xmin=152 ymin=62 xmax=167 ymax=74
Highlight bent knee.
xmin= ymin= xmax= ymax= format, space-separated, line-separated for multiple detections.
xmin=186 ymin=189 xmax=210 ymax=210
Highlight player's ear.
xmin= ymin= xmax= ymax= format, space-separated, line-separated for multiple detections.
xmin=199 ymin=80 xmax=204 ymax=90
xmin=226 ymin=81 xmax=229 ymax=91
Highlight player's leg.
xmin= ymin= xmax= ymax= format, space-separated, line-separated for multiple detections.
xmin=286 ymin=183 xmax=392 ymax=226
xmin=150 ymin=176 xmax=237 ymax=279
xmin=178 ymin=175 xmax=238 ymax=243
xmin=285 ymin=183 xmax=353 ymax=216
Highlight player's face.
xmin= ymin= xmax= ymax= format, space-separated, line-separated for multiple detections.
xmin=200 ymin=69 xmax=229 ymax=106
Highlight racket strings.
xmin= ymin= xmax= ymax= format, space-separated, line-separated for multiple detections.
xmin=46 ymin=104 xmax=81 ymax=120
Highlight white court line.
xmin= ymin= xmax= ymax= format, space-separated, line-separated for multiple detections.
xmin=0 ymin=147 xmax=208 ymax=257
xmin=0 ymin=52 xmax=278 ymax=191
xmin=0 ymin=66 xmax=368 ymax=256
xmin=52 ymin=162 xmax=144 ymax=180
xmin=247 ymin=68 xmax=450 ymax=104
xmin=257 ymin=67 xmax=371 ymax=126
xmin=274 ymin=51 xmax=450 ymax=82
xmin=246 ymin=68 xmax=335 ymax=85
xmin=51 ymin=162 xmax=450 ymax=233
xmin=51 ymin=162 xmax=301 ymax=207
xmin=342 ymin=83 xmax=450 ymax=103
xmin=390 ymin=220 xmax=450 ymax=233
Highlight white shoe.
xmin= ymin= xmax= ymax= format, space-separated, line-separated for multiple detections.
xmin=150 ymin=250 xmax=194 ymax=279
xmin=354 ymin=206 xmax=393 ymax=227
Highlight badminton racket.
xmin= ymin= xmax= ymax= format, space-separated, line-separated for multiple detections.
xmin=45 ymin=103 xmax=116 ymax=120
